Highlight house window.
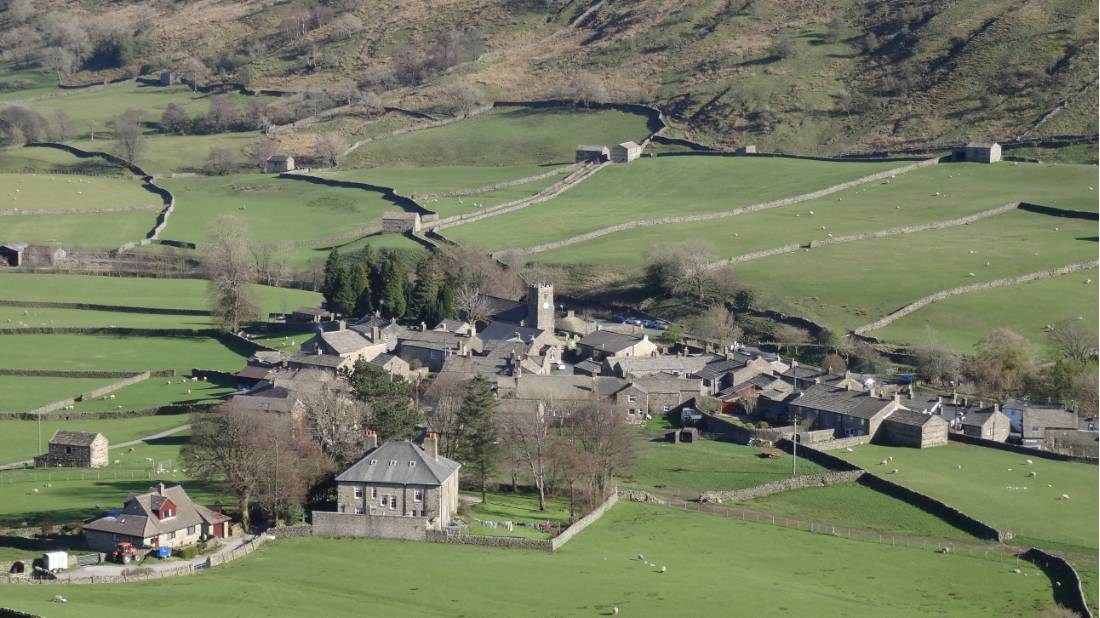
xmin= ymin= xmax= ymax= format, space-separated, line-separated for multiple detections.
xmin=389 ymin=460 xmax=397 ymax=466
xmin=64 ymin=446 xmax=72 ymax=454
xmin=662 ymin=404 xmax=671 ymax=412
xmin=167 ymin=531 xmax=176 ymax=540
xmin=354 ymin=507 xmax=365 ymax=515
xmin=187 ymin=526 xmax=196 ymax=536
xmin=414 ymin=489 xmax=422 ymax=502
xmin=354 ymin=486 xmax=363 ymax=499
xmin=389 ymin=495 xmax=397 ymax=509
xmin=371 ymin=487 xmax=378 ymax=499
xmin=627 ymin=395 xmax=637 ymax=404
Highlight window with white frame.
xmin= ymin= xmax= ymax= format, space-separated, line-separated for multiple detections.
xmin=167 ymin=531 xmax=176 ymax=540
xmin=414 ymin=489 xmax=422 ymax=502
xmin=389 ymin=495 xmax=397 ymax=509
xmin=354 ymin=486 xmax=363 ymax=499
xmin=371 ymin=486 xmax=378 ymax=499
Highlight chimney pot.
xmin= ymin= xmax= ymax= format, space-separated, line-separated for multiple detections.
xmin=157 ymin=482 xmax=165 ymax=496
xmin=364 ymin=429 xmax=378 ymax=451
xmin=424 ymin=432 xmax=439 ymax=459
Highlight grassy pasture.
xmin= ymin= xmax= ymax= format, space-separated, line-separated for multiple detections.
xmin=344 ymin=105 xmax=654 ymax=168
xmin=65 ymin=376 xmax=235 ymax=414
xmin=0 ymin=306 xmax=216 ymax=329
xmin=0 ymin=376 xmax=121 ymax=412
xmin=0 ymin=64 xmax=56 ymax=102
xmin=623 ymin=434 xmax=826 ymax=494
xmin=0 ymin=274 xmax=320 ymax=314
xmin=528 ymin=161 xmax=1098 ymax=266
xmin=874 ymin=268 xmax=1100 ymax=352
xmin=67 ymin=132 xmax=260 ymax=175
xmin=840 ymin=443 xmax=1099 ymax=554
xmin=443 ymin=156 xmax=907 ymax=252
xmin=0 ymin=211 xmax=156 ymax=248
xmin=0 ymin=431 xmax=226 ymax=528
xmin=0 ymin=501 xmax=1058 ymax=617
xmin=0 ymin=415 xmax=191 ymax=465
xmin=0 ymin=147 xmax=127 ymax=175
xmin=25 ymin=84 xmax=275 ymax=139
xmin=744 ymin=482 xmax=979 ymax=541
xmin=733 ymin=209 xmax=1097 ymax=336
xmin=0 ymin=173 xmax=155 ymax=211
xmin=281 ymin=232 xmax=428 ymax=268
xmin=159 ymin=174 xmax=396 ymax=244
xmin=329 ymin=164 xmax=567 ymax=194
xmin=0 ymin=334 xmax=249 ymax=374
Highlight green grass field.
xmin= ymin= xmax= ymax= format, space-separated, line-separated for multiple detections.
xmin=159 ymin=174 xmax=396 ymax=244
xmin=443 ymin=156 xmax=907 ymax=252
xmin=329 ymin=164 xmax=567 ymax=194
xmin=745 ymin=482 xmax=979 ymax=541
xmin=0 ymin=501 xmax=1058 ymax=617
xmin=65 ymin=376 xmax=235 ymax=414
xmin=623 ymin=435 xmax=826 ymax=494
xmin=874 ymin=268 xmax=1100 ymax=352
xmin=25 ymin=84 xmax=275 ymax=140
xmin=734 ymin=209 xmax=1097 ymax=337
xmin=0 ymin=431 xmax=226 ymax=528
xmin=840 ymin=443 xmax=1099 ymax=554
xmin=0 ymin=415 xmax=191 ymax=465
xmin=344 ymin=106 xmax=654 ymax=168
xmin=528 ymin=161 xmax=1098 ymax=266
xmin=0 ymin=173 xmax=156 ymax=211
xmin=0 ymin=334 xmax=249 ymax=373
xmin=281 ymin=232 xmax=428 ymax=268
xmin=0 ymin=305 xmax=217 ymax=329
xmin=0 ymin=211 xmax=156 ymax=248
xmin=67 ymin=132 xmax=260 ymax=174
xmin=462 ymin=491 xmax=570 ymax=539
xmin=0 ymin=274 xmax=320 ymax=314
xmin=0 ymin=146 xmax=127 ymax=175
xmin=0 ymin=376 xmax=121 ymax=412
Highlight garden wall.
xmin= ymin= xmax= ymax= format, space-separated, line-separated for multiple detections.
xmin=1020 ymin=548 xmax=1093 ymax=618
xmin=811 ymin=435 xmax=874 ymax=450
xmin=267 ymin=524 xmax=313 ymax=538
xmin=425 ymin=531 xmax=552 ymax=552
xmin=550 ymin=492 xmax=619 ymax=551
xmin=699 ymin=471 xmax=865 ymax=503
xmin=948 ymin=433 xmax=1098 ymax=465
xmin=311 ymin=512 xmax=427 ymax=541
xmin=855 ymin=260 xmax=1100 ymax=334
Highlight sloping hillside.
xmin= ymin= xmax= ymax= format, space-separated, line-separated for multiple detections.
xmin=1 ymin=0 xmax=1096 ymax=153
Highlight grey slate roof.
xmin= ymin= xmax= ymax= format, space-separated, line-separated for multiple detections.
xmin=336 ymin=441 xmax=459 ymax=487
xmin=288 ymin=352 xmax=345 ymax=368
xmin=479 ymin=320 xmax=546 ymax=343
xmin=577 ymin=330 xmax=644 ymax=353
xmin=318 ymin=329 xmax=371 ymax=354
xmin=613 ymin=355 xmax=714 ymax=377
xmin=694 ymin=358 xmax=742 ymax=381
xmin=884 ymin=408 xmax=938 ymax=426
xmin=49 ymin=430 xmax=102 ymax=447
xmin=790 ymin=384 xmax=871 ymax=414
xmin=83 ymin=484 xmax=228 ymax=538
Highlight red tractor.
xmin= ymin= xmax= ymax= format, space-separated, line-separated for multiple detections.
xmin=110 ymin=541 xmax=142 ymax=564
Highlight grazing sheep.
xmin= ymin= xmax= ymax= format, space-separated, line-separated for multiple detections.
xmin=1025 ymin=459 xmax=1033 ymax=465
xmin=660 ymin=566 xmax=667 ymax=573
xmin=1060 ymin=494 xmax=1070 ymax=500
xmin=845 ymin=447 xmax=853 ymax=452
xmin=613 ymin=608 xmax=620 ymax=616
xmin=937 ymin=547 xmax=950 ymax=554
xmin=1012 ymin=568 xmax=1021 ymax=574
xmin=638 ymin=554 xmax=644 ymax=561
xmin=968 ymin=272 xmax=976 ymax=277
xmin=879 ymin=459 xmax=888 ymax=465
xmin=890 ymin=468 xmax=899 ymax=474
xmin=1026 ymin=471 xmax=1037 ymax=477
xmin=954 ymin=464 xmax=962 ymax=470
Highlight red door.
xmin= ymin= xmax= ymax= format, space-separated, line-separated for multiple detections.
xmin=213 ymin=523 xmax=225 ymax=538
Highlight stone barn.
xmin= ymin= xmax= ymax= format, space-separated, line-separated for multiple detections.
xmin=0 ymin=243 xmax=65 ymax=267
xmin=611 ymin=141 xmax=642 ymax=163
xmin=735 ymin=145 xmax=757 ymax=155
xmin=959 ymin=142 xmax=1002 ymax=163
xmin=961 ymin=409 xmax=1011 ymax=442
xmin=0 ymin=243 xmax=24 ymax=267
xmin=265 ymin=154 xmax=295 ymax=173
xmin=575 ymin=145 xmax=610 ymax=163
xmin=878 ymin=410 xmax=949 ymax=448
xmin=381 ymin=211 xmax=422 ymax=233
xmin=159 ymin=69 xmax=179 ymax=86
xmin=35 ymin=431 xmax=109 ymax=468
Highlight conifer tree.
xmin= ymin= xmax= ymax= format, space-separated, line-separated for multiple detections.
xmin=455 ymin=375 xmax=498 ymax=501
xmin=321 ymin=249 xmax=343 ymax=310
xmin=378 ymin=252 xmax=407 ymax=319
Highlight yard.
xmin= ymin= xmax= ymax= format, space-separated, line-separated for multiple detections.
xmin=623 ymin=433 xmax=826 ymax=494
xmin=461 ymin=491 xmax=570 ymax=539
xmin=0 ymin=173 xmax=156 ymax=211
xmin=839 ymin=443 xmax=1099 ymax=555
xmin=0 ymin=501 xmax=1059 ymax=616
xmin=0 ymin=430 xmax=226 ymax=528
xmin=158 ymin=174 xmax=397 ymax=245
xmin=442 ymin=156 xmax=908 ymax=252
xmin=343 ymin=105 xmax=655 ymax=168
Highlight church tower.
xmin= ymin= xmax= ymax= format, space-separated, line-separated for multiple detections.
xmin=526 ymin=282 xmax=555 ymax=331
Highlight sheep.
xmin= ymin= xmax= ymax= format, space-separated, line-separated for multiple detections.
xmin=1060 ymin=493 xmax=1070 ymax=500
xmin=968 ymin=272 xmax=976 ymax=277
xmin=845 ymin=447 xmax=854 ymax=452
xmin=954 ymin=464 xmax=962 ymax=470
xmin=660 ymin=566 xmax=667 ymax=573
xmin=895 ymin=205 xmax=901 ymax=209
xmin=969 ymin=250 xmax=975 ymax=254
xmin=638 ymin=554 xmax=645 ymax=561
xmin=809 ymin=210 xmax=815 ymax=215
xmin=937 ymin=547 xmax=950 ymax=554
xmin=109 ymin=394 xmax=116 ymax=399
xmin=879 ymin=459 xmax=888 ymax=466
xmin=1026 ymin=471 xmax=1037 ymax=477
xmin=888 ymin=456 xmax=893 ymax=461
xmin=1025 ymin=459 xmax=1033 ymax=465
xmin=890 ymin=468 xmax=899 ymax=474
xmin=1012 ymin=568 xmax=1021 ymax=574
xmin=613 ymin=608 xmax=620 ymax=616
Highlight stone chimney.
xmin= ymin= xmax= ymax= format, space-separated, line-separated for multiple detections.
xmin=423 ymin=432 xmax=439 ymax=460
xmin=952 ymin=390 xmax=958 ymax=404
xmin=364 ymin=429 xmax=378 ymax=451
xmin=371 ymin=323 xmax=381 ymax=343
xmin=893 ymin=392 xmax=901 ymax=404
xmin=337 ymin=319 xmax=347 ymax=331
xmin=566 ymin=310 xmax=575 ymax=318
xmin=869 ymin=386 xmax=879 ymax=399
xmin=157 ymin=482 xmax=165 ymax=496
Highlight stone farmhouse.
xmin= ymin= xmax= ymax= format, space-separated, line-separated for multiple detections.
xmin=575 ymin=144 xmax=610 ymax=163
xmin=959 ymin=141 xmax=1002 ymax=163
xmin=265 ymin=154 xmax=295 ymax=173
xmin=611 ymin=141 xmax=642 ymax=163
xmin=779 ymin=383 xmax=949 ymax=448
xmin=332 ymin=432 xmax=459 ymax=527
xmin=83 ymin=483 xmax=230 ymax=553
xmin=493 ymin=373 xmax=702 ymax=424
xmin=34 ymin=431 xmax=108 ymax=468
xmin=222 ymin=367 xmax=357 ymax=419
xmin=288 ymin=306 xmax=334 ymax=324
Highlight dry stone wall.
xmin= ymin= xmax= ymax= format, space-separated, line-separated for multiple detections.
xmin=855 ymin=261 xmax=1100 ymax=334
xmin=550 ymin=492 xmax=619 ymax=550
xmin=416 ymin=166 xmax=576 ymax=200
xmin=699 ymin=471 xmax=865 ymax=503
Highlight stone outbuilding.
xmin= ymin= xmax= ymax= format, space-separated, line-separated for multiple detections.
xmin=35 ymin=431 xmax=108 ymax=468
xmin=960 ymin=408 xmax=1012 ymax=442
xmin=735 ymin=145 xmax=757 ymax=155
xmin=265 ymin=154 xmax=295 ymax=173
xmin=159 ymin=69 xmax=179 ymax=86
xmin=0 ymin=242 xmax=66 ymax=267
xmin=381 ymin=211 xmax=422 ymax=233
xmin=878 ymin=409 xmax=949 ymax=448
xmin=959 ymin=142 xmax=1001 ymax=163
xmin=611 ymin=141 xmax=642 ymax=163
xmin=575 ymin=145 xmax=610 ymax=163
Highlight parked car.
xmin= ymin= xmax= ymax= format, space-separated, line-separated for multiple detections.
xmin=625 ymin=318 xmax=643 ymax=326
xmin=611 ymin=316 xmax=627 ymax=324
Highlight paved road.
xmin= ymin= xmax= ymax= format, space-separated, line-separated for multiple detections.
xmin=53 ymin=533 xmax=256 ymax=580
xmin=0 ymin=423 xmax=191 ymax=470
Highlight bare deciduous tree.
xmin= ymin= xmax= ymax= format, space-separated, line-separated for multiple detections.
xmin=567 ymin=71 xmax=607 ymax=107
xmin=205 ymin=215 xmax=259 ymax=333
xmin=302 ymin=380 xmax=368 ymax=467
xmin=180 ymin=56 xmax=210 ymax=92
xmin=500 ymin=406 xmax=554 ymax=511
xmin=52 ymin=110 xmax=72 ymax=141
xmin=439 ymin=81 xmax=486 ymax=116
xmin=2 ymin=27 xmax=40 ymax=68
xmin=247 ymin=137 xmax=279 ymax=172
xmin=689 ymin=305 xmax=742 ymax=352
xmin=183 ymin=408 xmax=269 ymax=530
xmin=8 ymin=0 xmax=35 ymax=24
xmin=109 ymin=109 xmax=145 ymax=163
xmin=453 ymin=283 xmax=493 ymax=326
xmin=644 ymin=240 xmax=720 ymax=302
xmin=773 ymin=323 xmax=810 ymax=354
xmin=252 ymin=245 xmax=290 ymax=287
xmin=1047 ymin=319 xmax=1098 ymax=362
xmin=204 ymin=146 xmax=236 ymax=175
xmin=314 ymin=132 xmax=345 ymax=167
xmin=329 ymin=13 xmax=363 ymax=40
xmin=40 ymin=47 xmax=79 ymax=83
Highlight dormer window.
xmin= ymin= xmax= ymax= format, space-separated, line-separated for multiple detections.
xmin=389 ymin=460 xmax=397 ymax=466
xmin=408 ymin=461 xmax=416 ymax=468
xmin=369 ymin=459 xmax=377 ymax=465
